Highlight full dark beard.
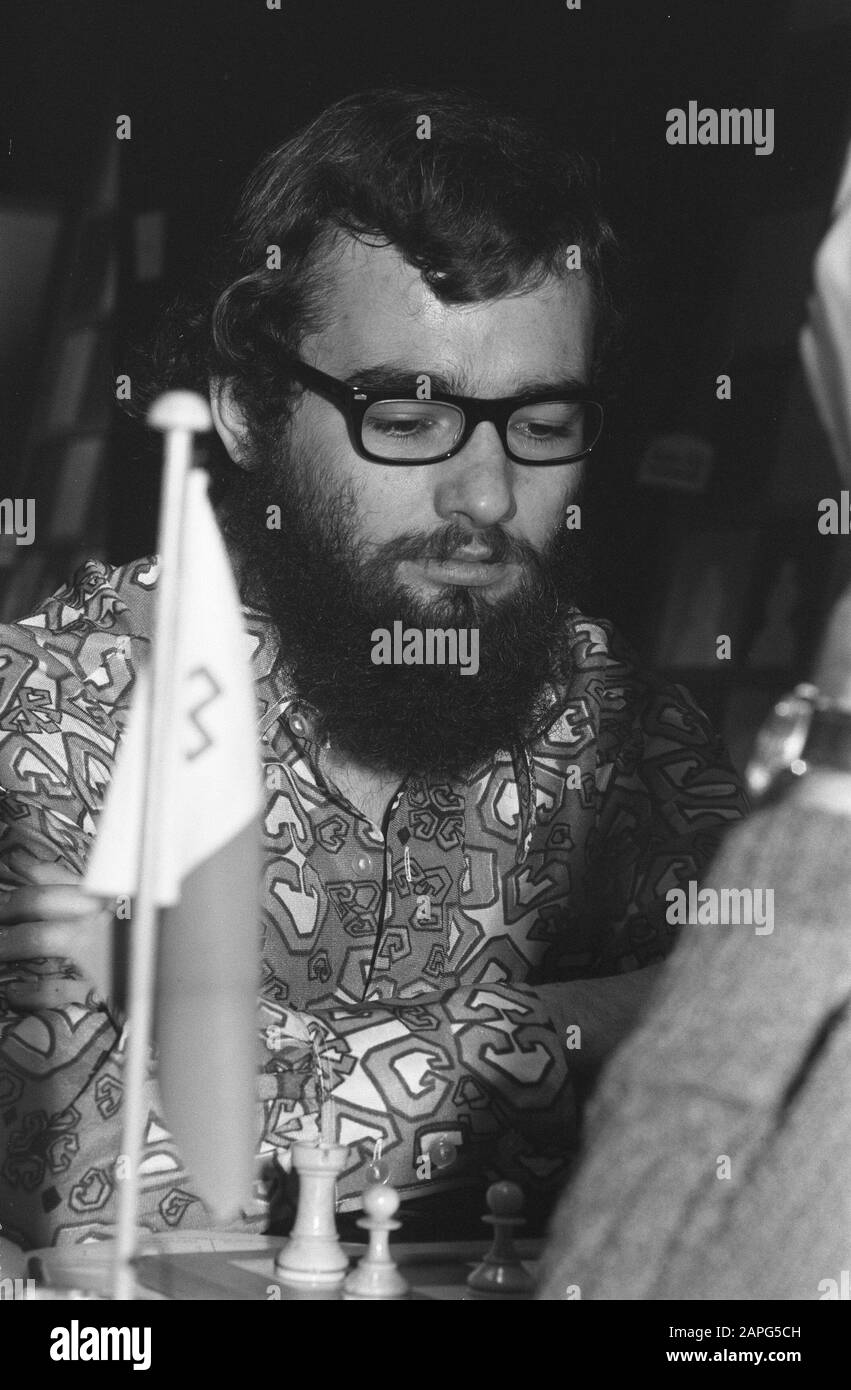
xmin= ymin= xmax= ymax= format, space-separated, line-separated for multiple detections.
xmin=220 ymin=443 xmax=591 ymax=780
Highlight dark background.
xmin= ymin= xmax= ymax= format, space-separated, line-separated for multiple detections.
xmin=3 ymin=0 xmax=851 ymax=764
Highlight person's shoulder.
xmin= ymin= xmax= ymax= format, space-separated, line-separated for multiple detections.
xmin=560 ymin=609 xmax=639 ymax=676
xmin=556 ymin=608 xmax=660 ymax=707
xmin=550 ymin=608 xmax=749 ymax=836
xmin=554 ymin=607 xmax=730 ymax=752
xmin=3 ymin=556 xmax=159 ymax=641
xmin=0 ymin=556 xmax=160 ymax=705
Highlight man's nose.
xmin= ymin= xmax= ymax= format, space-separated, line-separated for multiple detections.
xmin=432 ymin=422 xmax=516 ymax=529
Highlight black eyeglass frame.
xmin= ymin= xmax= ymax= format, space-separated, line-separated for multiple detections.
xmin=286 ymin=358 xmax=605 ymax=466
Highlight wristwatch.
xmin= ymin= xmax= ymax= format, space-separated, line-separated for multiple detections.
xmin=745 ymin=682 xmax=851 ymax=803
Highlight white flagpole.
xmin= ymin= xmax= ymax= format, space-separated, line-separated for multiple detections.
xmin=112 ymin=391 xmax=213 ymax=1300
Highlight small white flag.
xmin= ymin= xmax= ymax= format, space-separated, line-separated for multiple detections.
xmin=86 ymin=468 xmax=262 ymax=1220
xmin=86 ymin=470 xmax=261 ymax=901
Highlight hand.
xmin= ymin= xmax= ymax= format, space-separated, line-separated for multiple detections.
xmin=0 ymin=855 xmax=114 ymax=1008
xmin=537 ymin=963 xmax=664 ymax=1097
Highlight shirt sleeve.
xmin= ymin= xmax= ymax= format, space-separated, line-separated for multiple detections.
xmin=2 ymin=968 xmax=578 ymax=1246
xmin=257 ymin=979 xmax=577 ymax=1214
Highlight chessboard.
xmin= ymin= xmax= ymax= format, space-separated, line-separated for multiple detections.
xmin=25 ymin=1171 xmax=544 ymax=1301
xmin=138 ymin=1237 xmax=544 ymax=1300
xmin=28 ymin=1233 xmax=544 ymax=1302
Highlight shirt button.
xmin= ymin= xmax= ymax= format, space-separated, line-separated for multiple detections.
xmin=353 ymin=853 xmax=373 ymax=874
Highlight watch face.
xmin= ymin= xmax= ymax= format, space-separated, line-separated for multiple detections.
xmin=745 ymin=686 xmax=816 ymax=799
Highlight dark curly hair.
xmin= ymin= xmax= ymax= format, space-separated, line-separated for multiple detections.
xmin=134 ymin=86 xmax=624 ymax=495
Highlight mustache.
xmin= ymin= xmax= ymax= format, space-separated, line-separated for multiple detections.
xmin=370 ymin=523 xmax=542 ymax=567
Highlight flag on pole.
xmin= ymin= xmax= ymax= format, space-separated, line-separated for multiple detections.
xmin=86 ymin=465 xmax=262 ymax=1221
xmin=800 ymin=138 xmax=851 ymax=476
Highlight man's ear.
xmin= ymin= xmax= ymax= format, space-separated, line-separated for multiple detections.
xmin=210 ymin=380 xmax=253 ymax=469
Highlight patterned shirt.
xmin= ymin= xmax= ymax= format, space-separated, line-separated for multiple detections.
xmin=0 ymin=557 xmax=747 ymax=1246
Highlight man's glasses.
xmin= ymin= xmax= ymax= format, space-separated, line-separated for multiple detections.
xmin=286 ymin=358 xmax=605 ymax=466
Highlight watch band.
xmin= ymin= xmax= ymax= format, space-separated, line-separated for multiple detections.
xmin=746 ymin=683 xmax=851 ymax=802
xmin=801 ymin=705 xmax=851 ymax=772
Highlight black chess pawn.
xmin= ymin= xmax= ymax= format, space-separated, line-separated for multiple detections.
xmin=466 ymin=1181 xmax=536 ymax=1297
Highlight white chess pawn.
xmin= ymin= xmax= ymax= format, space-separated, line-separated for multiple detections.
xmin=343 ymin=1183 xmax=410 ymax=1300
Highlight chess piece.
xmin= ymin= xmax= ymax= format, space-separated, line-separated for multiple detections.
xmin=466 ymin=1181 xmax=535 ymax=1297
xmin=275 ymin=1142 xmax=350 ymax=1286
xmin=342 ymin=1183 xmax=410 ymax=1300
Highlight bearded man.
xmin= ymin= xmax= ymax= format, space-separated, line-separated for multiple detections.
xmin=0 ymin=88 xmax=747 ymax=1247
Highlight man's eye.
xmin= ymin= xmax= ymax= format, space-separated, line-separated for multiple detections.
xmin=517 ymin=422 xmax=571 ymax=438
xmin=362 ymin=402 xmax=463 ymax=458
xmin=511 ymin=421 xmax=576 ymax=443
xmin=368 ymin=416 xmax=438 ymax=437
